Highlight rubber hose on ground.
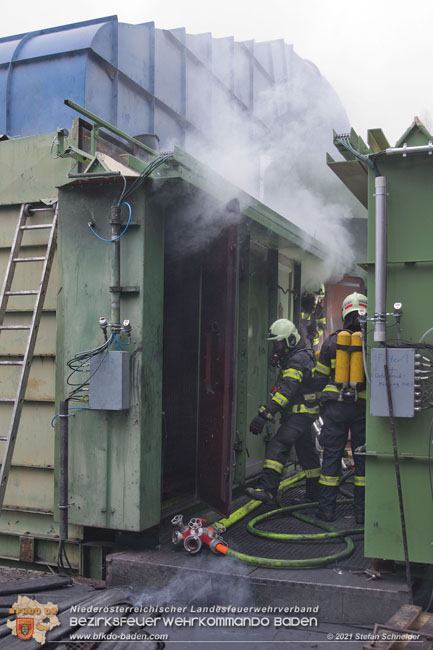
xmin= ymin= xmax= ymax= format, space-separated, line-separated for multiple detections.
xmin=217 ymin=498 xmax=363 ymax=568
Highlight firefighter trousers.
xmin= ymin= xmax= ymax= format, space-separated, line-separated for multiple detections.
xmin=318 ymin=400 xmax=366 ymax=515
xmin=261 ymin=413 xmax=321 ymax=498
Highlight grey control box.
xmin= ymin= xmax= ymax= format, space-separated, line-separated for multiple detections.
xmin=370 ymin=347 xmax=415 ymax=418
xmin=89 ymin=351 xmax=130 ymax=410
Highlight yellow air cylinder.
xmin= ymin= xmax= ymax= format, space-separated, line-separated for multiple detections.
xmin=350 ymin=331 xmax=364 ymax=387
xmin=335 ymin=330 xmax=351 ymax=385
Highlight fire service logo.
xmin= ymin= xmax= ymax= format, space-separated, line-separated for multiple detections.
xmin=7 ymin=595 xmax=60 ymax=645
xmin=16 ymin=618 xmax=34 ymax=640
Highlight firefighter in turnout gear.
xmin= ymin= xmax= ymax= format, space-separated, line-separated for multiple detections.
xmin=313 ymin=292 xmax=368 ymax=524
xmin=245 ymin=319 xmax=321 ymax=507
xmin=300 ymin=282 xmax=327 ymax=354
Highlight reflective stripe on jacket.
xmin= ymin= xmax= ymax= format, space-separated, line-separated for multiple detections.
xmin=267 ymin=339 xmax=318 ymax=415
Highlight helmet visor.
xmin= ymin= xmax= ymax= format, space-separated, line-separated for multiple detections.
xmin=272 ymin=339 xmax=287 ymax=355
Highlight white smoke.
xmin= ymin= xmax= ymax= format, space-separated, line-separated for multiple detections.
xmin=182 ymin=45 xmax=364 ymax=283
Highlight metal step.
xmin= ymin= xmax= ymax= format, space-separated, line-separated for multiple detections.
xmin=6 ymin=290 xmax=38 ymax=296
xmin=0 ymin=325 xmax=31 ymax=330
xmin=20 ymin=224 xmax=53 ymax=230
xmin=12 ymin=257 xmax=47 ymax=263
xmin=0 ymin=361 xmax=23 ymax=366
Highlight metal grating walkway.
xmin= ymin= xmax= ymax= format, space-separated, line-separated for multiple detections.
xmin=223 ymin=483 xmax=369 ymax=571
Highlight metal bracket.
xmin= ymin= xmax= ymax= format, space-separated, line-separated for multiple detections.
xmin=109 ymin=286 xmax=140 ymax=294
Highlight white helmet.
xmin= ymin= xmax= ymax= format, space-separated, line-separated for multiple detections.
xmin=341 ymin=292 xmax=367 ymax=321
xmin=304 ymin=281 xmax=325 ymax=298
xmin=266 ymin=319 xmax=301 ymax=348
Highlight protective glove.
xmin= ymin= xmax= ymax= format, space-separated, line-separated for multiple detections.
xmin=249 ymin=414 xmax=266 ymax=435
xmin=249 ymin=405 xmax=275 ymax=435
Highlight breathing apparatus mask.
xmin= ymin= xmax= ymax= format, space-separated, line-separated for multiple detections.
xmin=270 ymin=339 xmax=289 ymax=367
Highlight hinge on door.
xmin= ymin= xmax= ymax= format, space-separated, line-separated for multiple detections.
xmin=233 ymin=430 xmax=243 ymax=452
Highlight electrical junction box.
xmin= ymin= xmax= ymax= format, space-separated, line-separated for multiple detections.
xmin=370 ymin=347 xmax=415 ymax=418
xmin=89 ymin=351 xmax=130 ymax=410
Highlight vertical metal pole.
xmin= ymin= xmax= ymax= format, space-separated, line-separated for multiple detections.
xmin=59 ymin=400 xmax=69 ymax=542
xmin=374 ymin=176 xmax=387 ymax=342
xmin=110 ymin=205 xmax=121 ymax=330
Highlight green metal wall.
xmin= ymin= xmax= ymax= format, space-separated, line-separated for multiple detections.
xmin=365 ymin=130 xmax=433 ymax=564
xmin=57 ymin=182 xmax=164 ymax=532
xmin=0 ymin=133 xmax=82 ymax=568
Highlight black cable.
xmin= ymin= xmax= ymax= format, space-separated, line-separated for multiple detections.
xmin=118 ymin=153 xmax=172 ymax=206
xmin=383 ymin=346 xmax=413 ymax=604
xmin=429 ymin=417 xmax=433 ymax=502
xmin=66 ymin=335 xmax=114 ymax=399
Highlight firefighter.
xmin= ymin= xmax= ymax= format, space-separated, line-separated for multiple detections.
xmin=245 ymin=319 xmax=321 ymax=507
xmin=300 ymin=282 xmax=327 ymax=354
xmin=313 ymin=292 xmax=368 ymax=524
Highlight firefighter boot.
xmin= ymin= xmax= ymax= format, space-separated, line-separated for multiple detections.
xmin=245 ymin=487 xmax=279 ymax=508
xmin=289 ymin=477 xmax=319 ymax=505
xmin=316 ymin=483 xmax=337 ymax=522
xmin=305 ymin=477 xmax=319 ymax=501
xmin=354 ymin=484 xmax=365 ymax=525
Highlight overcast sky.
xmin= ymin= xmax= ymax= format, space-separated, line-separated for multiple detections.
xmin=2 ymin=0 xmax=431 ymax=145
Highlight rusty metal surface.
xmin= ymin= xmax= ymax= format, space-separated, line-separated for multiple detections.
xmin=19 ymin=536 xmax=34 ymax=562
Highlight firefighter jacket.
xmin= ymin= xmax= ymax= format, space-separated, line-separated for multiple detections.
xmin=316 ymin=301 xmax=327 ymax=337
xmin=266 ymin=340 xmax=319 ymax=416
xmin=300 ymin=301 xmax=326 ymax=350
xmin=314 ymin=331 xmax=366 ymax=402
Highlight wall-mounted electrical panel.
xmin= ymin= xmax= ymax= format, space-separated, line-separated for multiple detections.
xmin=89 ymin=351 xmax=130 ymax=410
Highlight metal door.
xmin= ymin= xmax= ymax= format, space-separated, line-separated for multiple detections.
xmin=197 ymin=225 xmax=238 ymax=515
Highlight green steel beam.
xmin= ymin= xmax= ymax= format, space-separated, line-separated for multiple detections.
xmin=64 ymin=99 xmax=158 ymax=157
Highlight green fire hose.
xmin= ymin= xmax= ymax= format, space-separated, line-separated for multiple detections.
xmin=216 ymin=473 xmax=363 ymax=568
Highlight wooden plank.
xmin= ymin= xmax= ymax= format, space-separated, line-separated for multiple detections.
xmin=386 ymin=605 xmax=423 ymax=629
xmin=363 ymin=606 xmax=433 ymax=650
xmin=415 ymin=613 xmax=433 ymax=636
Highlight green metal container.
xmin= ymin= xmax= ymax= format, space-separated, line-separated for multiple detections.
xmin=329 ymin=122 xmax=433 ymax=565
xmin=0 ymin=122 xmax=325 ymax=573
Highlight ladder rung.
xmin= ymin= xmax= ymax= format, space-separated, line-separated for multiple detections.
xmin=26 ymin=207 xmax=55 ymax=213
xmin=20 ymin=224 xmax=53 ymax=230
xmin=0 ymin=437 xmax=7 ymax=442
xmin=0 ymin=399 xmax=15 ymax=403
xmin=13 ymin=257 xmax=47 ymax=263
xmin=0 ymin=361 xmax=23 ymax=366
xmin=5 ymin=290 xmax=38 ymax=296
xmin=0 ymin=325 xmax=31 ymax=330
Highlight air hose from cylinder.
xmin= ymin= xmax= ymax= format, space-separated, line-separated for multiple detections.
xmin=215 ymin=472 xmax=363 ymax=567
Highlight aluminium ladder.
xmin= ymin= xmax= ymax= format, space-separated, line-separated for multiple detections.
xmin=0 ymin=202 xmax=58 ymax=512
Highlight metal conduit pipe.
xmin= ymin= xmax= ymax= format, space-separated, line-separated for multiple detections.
xmin=386 ymin=143 xmax=433 ymax=156
xmin=59 ymin=400 xmax=69 ymax=543
xmin=374 ymin=176 xmax=387 ymax=342
xmin=110 ymin=205 xmax=122 ymax=330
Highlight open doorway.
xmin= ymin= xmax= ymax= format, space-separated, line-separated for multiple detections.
xmin=161 ymin=208 xmax=238 ymax=516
